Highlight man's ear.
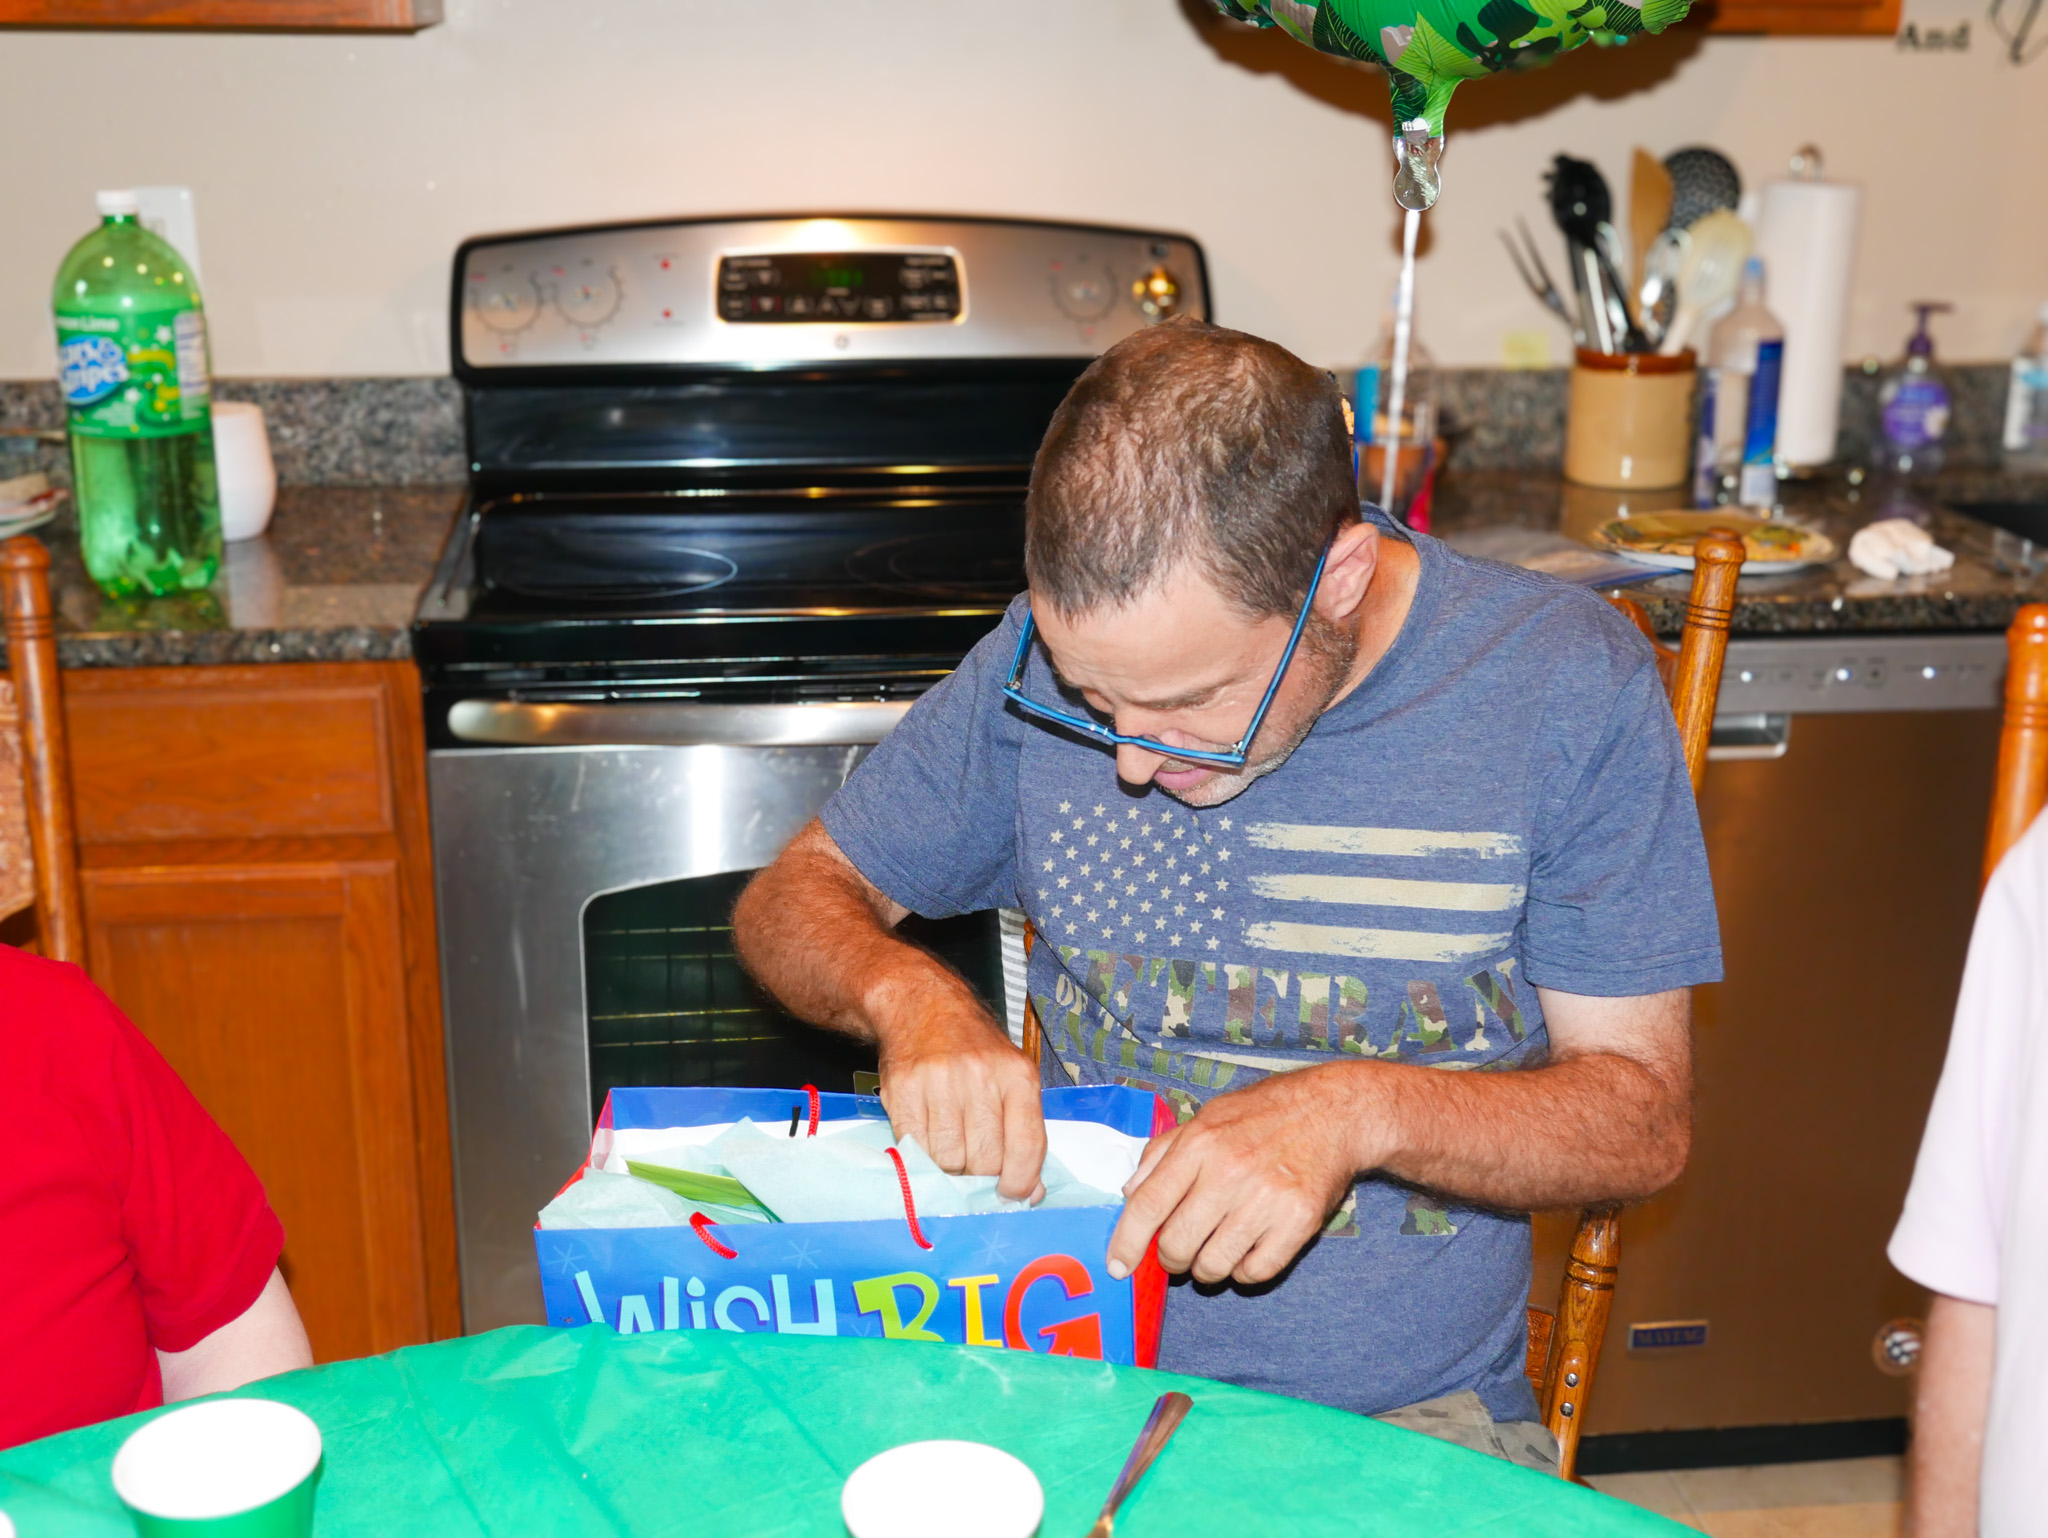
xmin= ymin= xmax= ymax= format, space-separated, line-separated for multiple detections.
xmin=1313 ymin=521 xmax=1379 ymax=623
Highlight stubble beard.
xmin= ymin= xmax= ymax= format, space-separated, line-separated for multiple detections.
xmin=1154 ymin=612 xmax=1361 ymax=809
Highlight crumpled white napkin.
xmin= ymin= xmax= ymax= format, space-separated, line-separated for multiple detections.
xmin=1848 ymin=518 xmax=1955 ymax=580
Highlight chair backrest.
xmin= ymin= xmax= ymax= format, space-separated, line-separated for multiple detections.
xmin=1 ymin=535 xmax=85 ymax=963
xmin=1529 ymin=528 xmax=1745 ymax=1480
xmin=1983 ymin=603 xmax=2048 ymax=889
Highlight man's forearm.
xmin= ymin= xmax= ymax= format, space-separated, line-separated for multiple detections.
xmin=1349 ymin=1047 xmax=1690 ymax=1210
xmin=731 ymin=820 xmax=981 ymax=1043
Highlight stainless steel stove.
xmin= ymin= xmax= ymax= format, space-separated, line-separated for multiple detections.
xmin=414 ymin=214 xmax=1209 ymax=1332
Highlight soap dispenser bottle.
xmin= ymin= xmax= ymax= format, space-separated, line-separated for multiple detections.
xmin=1878 ymin=302 xmax=1954 ymax=477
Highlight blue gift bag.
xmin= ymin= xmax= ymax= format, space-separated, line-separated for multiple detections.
xmin=536 ymin=1085 xmax=1171 ymax=1366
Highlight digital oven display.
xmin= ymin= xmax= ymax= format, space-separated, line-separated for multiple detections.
xmin=716 ymin=251 xmax=961 ymax=324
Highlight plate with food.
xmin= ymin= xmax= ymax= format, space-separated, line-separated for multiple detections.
xmin=1591 ymin=512 xmax=1838 ymax=574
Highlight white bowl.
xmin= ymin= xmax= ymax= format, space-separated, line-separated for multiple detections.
xmin=841 ymin=1440 xmax=1044 ymax=1538
xmin=211 ymin=401 xmax=277 ymax=543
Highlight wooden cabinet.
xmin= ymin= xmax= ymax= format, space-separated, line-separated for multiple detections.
xmin=1699 ymin=0 xmax=1901 ymax=35
xmin=64 ymin=660 xmax=458 ymax=1364
xmin=0 ymin=0 xmax=439 ymax=29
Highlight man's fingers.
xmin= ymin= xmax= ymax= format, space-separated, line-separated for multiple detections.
xmin=996 ymin=1074 xmax=1047 ymax=1202
xmin=960 ymin=1072 xmax=1009 ymax=1179
xmin=1233 ymin=1215 xmax=1316 ymax=1287
xmin=1189 ymin=1206 xmax=1265 ymax=1287
xmin=1153 ymin=1180 xmax=1235 ymax=1277
xmin=1123 ymin=1127 xmax=1179 ymax=1197
xmin=1108 ymin=1139 xmax=1201 ymax=1278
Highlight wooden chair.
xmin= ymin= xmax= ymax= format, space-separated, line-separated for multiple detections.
xmin=1019 ymin=530 xmax=1746 ymax=1482
xmin=0 ymin=535 xmax=85 ymax=963
xmin=1982 ymin=604 xmax=2048 ymax=888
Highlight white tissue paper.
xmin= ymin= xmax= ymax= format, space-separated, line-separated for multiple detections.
xmin=537 ymin=1168 xmax=697 ymax=1230
xmin=554 ymin=1116 xmax=1146 ymax=1230
xmin=1848 ymin=518 xmax=1956 ymax=581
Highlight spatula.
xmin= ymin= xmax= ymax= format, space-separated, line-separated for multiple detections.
xmin=1629 ymin=148 xmax=1673 ymax=295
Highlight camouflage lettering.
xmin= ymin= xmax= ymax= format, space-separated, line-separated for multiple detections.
xmin=1332 ymin=976 xmax=1372 ymax=1055
xmin=1398 ymin=980 xmax=1456 ymax=1055
xmin=1462 ymin=965 xmax=1528 ymax=1044
xmin=1401 ymin=1195 xmax=1458 ymax=1237
xmin=1322 ymin=1186 xmax=1360 ymax=1238
xmin=1161 ymin=959 xmax=1218 ymax=1040
xmin=1296 ymin=974 xmax=1333 ymax=1050
xmin=1223 ymin=965 xmax=1256 ymax=1044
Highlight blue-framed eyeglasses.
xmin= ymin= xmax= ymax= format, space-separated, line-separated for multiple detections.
xmin=1000 ymin=540 xmax=1332 ymax=769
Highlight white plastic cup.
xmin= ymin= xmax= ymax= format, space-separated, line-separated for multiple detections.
xmin=111 ymin=1399 xmax=321 ymax=1537
xmin=841 ymin=1440 xmax=1043 ymax=1538
xmin=211 ymin=402 xmax=277 ymax=543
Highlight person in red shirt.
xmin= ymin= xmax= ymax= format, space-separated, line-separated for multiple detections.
xmin=0 ymin=945 xmax=312 ymax=1450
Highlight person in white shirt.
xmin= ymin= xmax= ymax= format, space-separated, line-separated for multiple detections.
xmin=1890 ymin=811 xmax=2048 ymax=1537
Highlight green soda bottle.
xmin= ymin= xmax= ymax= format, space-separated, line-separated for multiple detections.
xmin=52 ymin=189 xmax=222 ymax=598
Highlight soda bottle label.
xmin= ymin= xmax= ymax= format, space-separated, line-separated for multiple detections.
xmin=54 ymin=307 xmax=211 ymax=439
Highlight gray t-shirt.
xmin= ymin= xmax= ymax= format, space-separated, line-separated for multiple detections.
xmin=821 ymin=511 xmax=1721 ymax=1419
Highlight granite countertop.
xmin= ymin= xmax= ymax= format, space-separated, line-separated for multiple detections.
xmin=2 ymin=485 xmax=463 ymax=669
xmin=6 ymin=467 xmax=2048 ymax=671
xmin=1432 ymin=468 xmax=2048 ymax=635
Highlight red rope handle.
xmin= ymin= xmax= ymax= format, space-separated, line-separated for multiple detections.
xmin=884 ymin=1146 xmax=934 ymax=1250
xmin=802 ymin=1083 xmax=821 ymax=1137
xmin=690 ymin=1211 xmax=737 ymax=1259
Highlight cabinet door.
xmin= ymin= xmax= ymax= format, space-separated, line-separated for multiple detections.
xmin=83 ymin=859 xmax=432 ymax=1363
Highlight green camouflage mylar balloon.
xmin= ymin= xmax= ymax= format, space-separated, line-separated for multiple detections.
xmin=1212 ymin=0 xmax=1694 ymax=138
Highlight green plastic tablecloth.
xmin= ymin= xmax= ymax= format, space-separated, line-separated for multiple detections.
xmin=0 ymin=1326 xmax=1684 ymax=1536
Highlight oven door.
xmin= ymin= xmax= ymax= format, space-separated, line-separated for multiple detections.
xmin=428 ymin=700 xmax=1010 ymax=1333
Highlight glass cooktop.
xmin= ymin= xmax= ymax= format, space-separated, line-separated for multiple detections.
xmin=464 ymin=493 xmax=1027 ymax=618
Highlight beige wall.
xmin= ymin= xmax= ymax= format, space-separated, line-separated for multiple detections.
xmin=1 ymin=0 xmax=2040 ymax=376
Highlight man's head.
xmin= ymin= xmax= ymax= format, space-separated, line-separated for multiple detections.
xmin=1022 ymin=317 xmax=1388 ymax=807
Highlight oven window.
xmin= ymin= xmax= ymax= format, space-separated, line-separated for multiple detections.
xmin=583 ymin=871 xmax=1006 ymax=1119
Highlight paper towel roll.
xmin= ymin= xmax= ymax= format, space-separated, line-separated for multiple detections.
xmin=1755 ymin=177 xmax=1862 ymax=469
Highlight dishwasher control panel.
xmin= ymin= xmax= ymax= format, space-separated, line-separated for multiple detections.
xmin=1716 ymin=634 xmax=2007 ymax=716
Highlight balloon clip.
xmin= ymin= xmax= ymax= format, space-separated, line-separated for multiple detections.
xmin=1392 ymin=119 xmax=1444 ymax=212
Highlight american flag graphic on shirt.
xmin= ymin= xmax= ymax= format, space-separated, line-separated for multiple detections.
xmin=1024 ymin=796 xmax=1536 ymax=1106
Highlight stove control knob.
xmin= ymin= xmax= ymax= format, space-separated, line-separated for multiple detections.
xmin=1132 ymin=265 xmax=1182 ymax=322
xmin=466 ymin=263 xmax=540 ymax=333
xmin=554 ymin=261 xmax=624 ymax=328
xmin=1052 ymin=259 xmax=1118 ymax=321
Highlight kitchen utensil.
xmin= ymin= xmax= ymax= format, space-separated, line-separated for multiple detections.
xmin=1636 ymin=227 xmax=1688 ymax=348
xmin=1664 ymin=146 xmax=1742 ymax=232
xmin=1629 ymin=148 xmax=1674 ymax=288
xmin=841 ymin=1440 xmax=1044 ymax=1538
xmin=1548 ymin=157 xmax=1644 ymax=352
xmin=1086 ymin=1391 xmax=1193 ymax=1538
xmin=1594 ymin=221 xmax=1650 ymax=352
xmin=1499 ymin=218 xmax=1575 ymax=333
xmin=1660 ymin=208 xmax=1752 ymax=356
xmin=1592 ymin=510 xmax=1838 ymax=573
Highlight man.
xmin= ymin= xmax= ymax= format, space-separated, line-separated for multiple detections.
xmin=1 ymin=944 xmax=313 ymax=1449
xmin=733 ymin=318 xmax=1717 ymax=1445
xmin=1890 ymin=812 xmax=2048 ymax=1536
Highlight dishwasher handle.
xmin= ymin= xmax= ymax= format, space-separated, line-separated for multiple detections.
xmin=447 ymin=698 xmax=915 ymax=748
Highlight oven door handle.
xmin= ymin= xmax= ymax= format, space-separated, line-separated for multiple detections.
xmin=446 ymin=698 xmax=916 ymax=748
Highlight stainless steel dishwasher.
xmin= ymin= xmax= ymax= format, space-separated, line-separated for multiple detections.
xmin=1545 ymin=631 xmax=2008 ymax=1451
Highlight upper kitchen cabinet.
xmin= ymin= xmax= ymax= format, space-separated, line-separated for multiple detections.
xmin=0 ymin=0 xmax=439 ymax=28
xmin=1699 ymin=0 xmax=1902 ymax=32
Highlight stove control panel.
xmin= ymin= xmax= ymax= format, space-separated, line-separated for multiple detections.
xmin=455 ymin=215 xmax=1207 ymax=372
xmin=717 ymin=251 xmax=960 ymax=324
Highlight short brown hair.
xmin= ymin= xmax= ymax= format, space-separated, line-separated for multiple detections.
xmin=1024 ymin=316 xmax=1357 ymax=620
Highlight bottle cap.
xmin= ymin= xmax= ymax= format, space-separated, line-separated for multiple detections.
xmin=95 ymin=189 xmax=139 ymax=218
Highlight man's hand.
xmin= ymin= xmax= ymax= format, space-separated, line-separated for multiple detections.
xmin=733 ymin=819 xmax=1048 ymax=1199
xmin=872 ymin=971 xmax=1046 ymax=1202
xmin=1107 ymin=1064 xmax=1373 ymax=1286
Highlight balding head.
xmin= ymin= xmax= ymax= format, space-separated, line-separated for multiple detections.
xmin=1023 ymin=317 xmax=1357 ymax=622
